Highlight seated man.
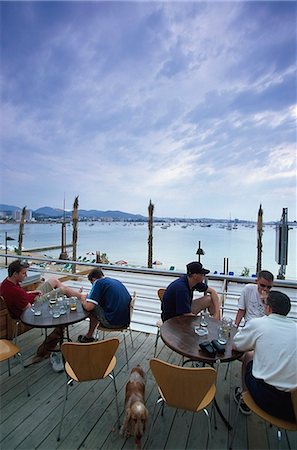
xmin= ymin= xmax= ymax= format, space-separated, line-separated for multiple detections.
xmin=78 ymin=268 xmax=132 ymax=343
xmin=0 ymin=259 xmax=85 ymax=361
xmin=233 ymin=291 xmax=297 ymax=422
xmin=161 ymin=261 xmax=220 ymax=322
xmin=234 ymin=270 xmax=274 ymax=327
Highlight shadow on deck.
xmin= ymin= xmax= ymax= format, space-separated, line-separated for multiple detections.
xmin=1 ymin=321 xmax=296 ymax=450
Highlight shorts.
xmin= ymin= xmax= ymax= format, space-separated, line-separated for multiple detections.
xmin=245 ymin=360 xmax=295 ymax=422
xmin=39 ymin=281 xmax=63 ymax=301
xmin=92 ymin=304 xmax=129 ymax=329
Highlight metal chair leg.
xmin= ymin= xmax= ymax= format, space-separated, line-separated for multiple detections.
xmin=109 ymin=371 xmax=120 ymax=429
xmin=203 ymin=408 xmax=212 ymax=442
xmin=14 ymin=320 xmax=20 ymax=346
xmin=129 ymin=327 xmax=134 ymax=348
xmin=153 ymin=330 xmax=160 ymax=357
xmin=18 ymin=351 xmax=30 ymax=397
xmin=122 ymin=333 xmax=129 ymax=369
xmin=57 ymin=378 xmax=72 ymax=441
xmin=229 ymin=391 xmax=241 ymax=449
xmin=224 ymin=362 xmax=230 ymax=380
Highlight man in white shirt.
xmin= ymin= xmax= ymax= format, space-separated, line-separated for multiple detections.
xmin=233 ymin=290 xmax=297 ymax=422
xmin=234 ymin=270 xmax=274 ymax=327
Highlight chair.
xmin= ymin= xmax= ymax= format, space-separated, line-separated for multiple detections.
xmin=0 ymin=295 xmax=20 ymax=344
xmin=57 ymin=338 xmax=120 ymax=441
xmin=153 ymin=288 xmax=165 ymax=357
xmin=230 ymin=389 xmax=297 ymax=449
xmin=0 ymin=339 xmax=30 ymax=396
xmin=95 ymin=292 xmax=136 ymax=368
xmin=148 ymin=358 xmax=217 ymax=445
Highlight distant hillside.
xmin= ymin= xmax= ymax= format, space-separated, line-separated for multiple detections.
xmin=0 ymin=204 xmax=21 ymax=211
xmin=0 ymin=204 xmax=146 ymax=220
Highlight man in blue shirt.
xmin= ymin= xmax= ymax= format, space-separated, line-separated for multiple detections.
xmin=161 ymin=261 xmax=220 ymax=322
xmin=78 ymin=268 xmax=131 ymax=343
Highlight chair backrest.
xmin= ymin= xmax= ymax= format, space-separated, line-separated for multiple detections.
xmin=157 ymin=288 xmax=166 ymax=301
xmin=150 ymin=358 xmax=216 ymax=412
xmin=61 ymin=338 xmax=119 ymax=382
xmin=129 ymin=291 xmax=137 ymax=320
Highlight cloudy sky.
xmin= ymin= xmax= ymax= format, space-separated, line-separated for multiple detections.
xmin=1 ymin=1 xmax=296 ymax=221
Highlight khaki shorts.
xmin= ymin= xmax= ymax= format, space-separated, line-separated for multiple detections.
xmin=39 ymin=281 xmax=63 ymax=301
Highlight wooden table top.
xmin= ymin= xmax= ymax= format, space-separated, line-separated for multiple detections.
xmin=160 ymin=315 xmax=243 ymax=364
xmin=21 ymin=299 xmax=89 ymax=328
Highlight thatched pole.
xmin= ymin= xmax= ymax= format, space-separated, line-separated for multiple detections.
xmin=72 ymin=195 xmax=79 ymax=274
xmin=147 ymin=199 xmax=154 ymax=268
xmin=17 ymin=206 xmax=26 ymax=255
xmin=256 ymin=204 xmax=263 ymax=274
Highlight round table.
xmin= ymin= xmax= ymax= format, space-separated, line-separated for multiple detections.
xmin=160 ymin=315 xmax=242 ymax=364
xmin=21 ymin=299 xmax=89 ymax=329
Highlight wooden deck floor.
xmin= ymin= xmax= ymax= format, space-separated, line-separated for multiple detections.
xmin=1 ymin=322 xmax=296 ymax=450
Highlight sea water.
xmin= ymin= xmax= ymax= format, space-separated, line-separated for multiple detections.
xmin=0 ymin=222 xmax=296 ymax=280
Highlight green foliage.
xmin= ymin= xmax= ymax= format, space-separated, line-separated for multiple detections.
xmin=241 ymin=267 xmax=250 ymax=277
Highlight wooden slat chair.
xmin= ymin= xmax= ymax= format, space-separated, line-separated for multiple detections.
xmin=0 ymin=339 xmax=30 ymax=396
xmin=57 ymin=338 xmax=120 ymax=441
xmin=0 ymin=295 xmax=21 ymax=344
xmin=95 ymin=292 xmax=137 ymax=368
xmin=0 ymin=295 xmax=45 ymax=344
xmin=230 ymin=389 xmax=297 ymax=449
xmin=153 ymin=288 xmax=166 ymax=357
xmin=148 ymin=358 xmax=217 ymax=446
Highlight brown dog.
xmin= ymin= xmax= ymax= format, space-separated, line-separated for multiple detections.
xmin=120 ymin=365 xmax=148 ymax=449
xmin=34 ymin=326 xmax=64 ymax=359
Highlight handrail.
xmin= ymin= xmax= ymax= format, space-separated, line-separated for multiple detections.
xmin=1 ymin=253 xmax=296 ymax=333
xmin=1 ymin=253 xmax=296 ymax=288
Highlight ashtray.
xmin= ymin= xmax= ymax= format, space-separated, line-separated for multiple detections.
xmin=195 ymin=327 xmax=208 ymax=336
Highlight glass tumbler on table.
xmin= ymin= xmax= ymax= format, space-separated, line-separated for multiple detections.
xmin=70 ymin=297 xmax=77 ymax=312
xmin=52 ymin=304 xmax=61 ymax=319
xmin=33 ymin=296 xmax=42 ymax=316
xmin=200 ymin=310 xmax=209 ymax=327
xmin=218 ymin=325 xmax=227 ymax=344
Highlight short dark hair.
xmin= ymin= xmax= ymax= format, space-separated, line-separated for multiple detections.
xmin=88 ymin=268 xmax=104 ymax=281
xmin=257 ymin=270 xmax=274 ymax=282
xmin=8 ymin=259 xmax=30 ymax=277
xmin=267 ymin=290 xmax=291 ymax=316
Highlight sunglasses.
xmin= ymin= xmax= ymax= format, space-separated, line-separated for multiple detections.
xmin=259 ymin=283 xmax=272 ymax=289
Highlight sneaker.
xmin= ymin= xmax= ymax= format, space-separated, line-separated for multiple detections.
xmin=50 ymin=352 xmax=64 ymax=373
xmin=233 ymin=387 xmax=251 ymax=415
xmin=78 ymin=335 xmax=95 ymax=343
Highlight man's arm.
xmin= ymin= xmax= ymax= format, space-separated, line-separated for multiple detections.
xmin=233 ymin=320 xmax=256 ymax=351
xmin=234 ymin=308 xmax=246 ymax=327
xmin=206 ymin=287 xmax=221 ymax=320
xmin=81 ymin=298 xmax=95 ymax=312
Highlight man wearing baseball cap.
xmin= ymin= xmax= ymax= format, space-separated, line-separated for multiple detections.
xmin=161 ymin=261 xmax=221 ymax=322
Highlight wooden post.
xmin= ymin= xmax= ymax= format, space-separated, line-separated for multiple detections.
xmin=256 ymin=204 xmax=263 ymax=275
xmin=147 ymin=200 xmax=154 ymax=268
xmin=72 ymin=196 xmax=79 ymax=273
xmin=17 ymin=206 xmax=26 ymax=255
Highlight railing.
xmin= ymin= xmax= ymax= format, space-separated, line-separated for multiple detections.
xmin=1 ymin=254 xmax=296 ymax=334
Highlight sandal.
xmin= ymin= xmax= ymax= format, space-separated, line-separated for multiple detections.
xmin=78 ymin=335 xmax=95 ymax=343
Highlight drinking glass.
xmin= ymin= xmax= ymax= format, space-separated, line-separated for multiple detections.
xmin=200 ymin=310 xmax=209 ymax=327
xmin=34 ymin=301 xmax=42 ymax=316
xmin=218 ymin=325 xmax=227 ymax=344
xmin=70 ymin=297 xmax=77 ymax=312
xmin=222 ymin=316 xmax=232 ymax=337
xmin=52 ymin=305 xmax=61 ymax=318
xmin=58 ymin=296 xmax=66 ymax=315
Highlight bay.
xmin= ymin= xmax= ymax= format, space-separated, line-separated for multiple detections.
xmin=0 ymin=222 xmax=296 ymax=280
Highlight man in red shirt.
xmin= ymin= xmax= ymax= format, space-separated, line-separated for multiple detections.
xmin=1 ymin=260 xmax=86 ymax=363
xmin=1 ymin=259 xmax=85 ymax=319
